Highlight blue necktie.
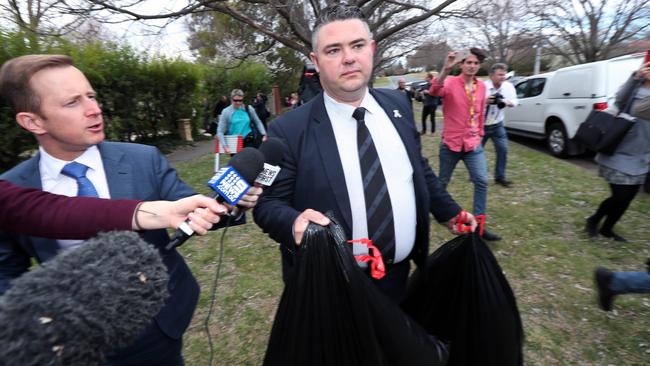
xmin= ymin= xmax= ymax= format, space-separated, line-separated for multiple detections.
xmin=61 ymin=161 xmax=99 ymax=197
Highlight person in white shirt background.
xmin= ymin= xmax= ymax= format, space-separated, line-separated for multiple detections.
xmin=482 ymin=63 xmax=519 ymax=187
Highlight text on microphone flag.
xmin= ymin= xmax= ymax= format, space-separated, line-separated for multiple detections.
xmin=207 ymin=166 xmax=250 ymax=204
xmin=255 ymin=163 xmax=282 ymax=186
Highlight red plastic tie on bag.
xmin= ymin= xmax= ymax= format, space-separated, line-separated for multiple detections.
xmin=455 ymin=210 xmax=486 ymax=236
xmin=347 ymin=238 xmax=386 ymax=280
xmin=475 ymin=214 xmax=486 ymax=236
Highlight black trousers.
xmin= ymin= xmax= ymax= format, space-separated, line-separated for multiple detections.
xmin=422 ymin=105 xmax=437 ymax=134
xmin=591 ymin=183 xmax=640 ymax=233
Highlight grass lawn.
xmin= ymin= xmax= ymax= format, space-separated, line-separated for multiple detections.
xmin=173 ymin=104 xmax=650 ymax=365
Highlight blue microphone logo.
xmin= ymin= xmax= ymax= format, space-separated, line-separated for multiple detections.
xmin=207 ymin=167 xmax=251 ymax=204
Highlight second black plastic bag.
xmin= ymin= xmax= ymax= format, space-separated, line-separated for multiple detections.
xmin=402 ymin=232 xmax=524 ymax=366
xmin=263 ymin=214 xmax=448 ymax=366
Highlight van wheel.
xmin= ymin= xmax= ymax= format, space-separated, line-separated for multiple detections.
xmin=547 ymin=122 xmax=568 ymax=158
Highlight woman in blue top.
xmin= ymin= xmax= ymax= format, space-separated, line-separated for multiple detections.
xmin=217 ymin=89 xmax=268 ymax=154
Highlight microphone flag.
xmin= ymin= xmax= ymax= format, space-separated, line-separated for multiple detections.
xmin=208 ymin=166 xmax=251 ymax=205
xmin=255 ymin=163 xmax=282 ymax=186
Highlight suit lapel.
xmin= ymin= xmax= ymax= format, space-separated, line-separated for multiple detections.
xmin=311 ymin=95 xmax=353 ymax=233
xmin=97 ymin=142 xmax=135 ymax=199
xmin=16 ymin=155 xmax=43 ymax=189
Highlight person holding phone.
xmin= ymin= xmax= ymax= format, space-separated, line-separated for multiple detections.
xmin=428 ymin=48 xmax=502 ymax=241
xmin=585 ymin=58 xmax=650 ymax=242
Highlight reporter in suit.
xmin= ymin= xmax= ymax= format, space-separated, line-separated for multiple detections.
xmin=254 ymin=4 xmax=476 ymax=302
xmin=0 ymin=54 xmax=260 ymax=366
xmin=0 ymin=179 xmax=227 ymax=238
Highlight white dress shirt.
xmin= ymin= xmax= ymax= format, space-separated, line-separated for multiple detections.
xmin=484 ymin=79 xmax=518 ymax=126
xmin=325 ymin=90 xmax=417 ymax=263
xmin=39 ymin=145 xmax=110 ymax=250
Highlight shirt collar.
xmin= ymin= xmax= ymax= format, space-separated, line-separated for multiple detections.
xmin=39 ymin=145 xmax=102 ymax=181
xmin=455 ymin=75 xmax=478 ymax=84
xmin=486 ymin=79 xmax=502 ymax=91
xmin=323 ymin=88 xmax=383 ymax=121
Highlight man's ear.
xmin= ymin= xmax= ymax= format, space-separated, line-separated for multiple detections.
xmin=16 ymin=112 xmax=47 ymax=135
xmin=309 ymin=52 xmax=320 ymax=73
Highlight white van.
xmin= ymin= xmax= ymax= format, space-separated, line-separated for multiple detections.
xmin=504 ymin=53 xmax=645 ymax=157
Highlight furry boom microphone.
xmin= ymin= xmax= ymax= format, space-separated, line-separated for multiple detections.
xmin=0 ymin=231 xmax=169 ymax=366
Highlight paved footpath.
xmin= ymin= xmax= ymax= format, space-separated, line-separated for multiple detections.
xmin=166 ymin=137 xmax=215 ymax=167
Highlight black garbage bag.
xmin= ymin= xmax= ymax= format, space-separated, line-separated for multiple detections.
xmin=402 ymin=232 xmax=524 ymax=366
xmin=264 ymin=214 xmax=448 ymax=366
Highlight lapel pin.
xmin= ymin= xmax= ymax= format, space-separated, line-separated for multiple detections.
xmin=393 ymin=110 xmax=402 ymax=118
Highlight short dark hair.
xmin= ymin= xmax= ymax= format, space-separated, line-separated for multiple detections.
xmin=468 ymin=47 xmax=488 ymax=63
xmin=0 ymin=54 xmax=74 ymax=114
xmin=490 ymin=63 xmax=509 ymax=74
xmin=311 ymin=4 xmax=370 ymax=51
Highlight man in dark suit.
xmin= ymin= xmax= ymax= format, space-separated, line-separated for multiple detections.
xmin=0 ymin=54 xmax=259 ymax=366
xmin=254 ymin=4 xmax=476 ymax=302
xmin=396 ymin=77 xmax=414 ymax=110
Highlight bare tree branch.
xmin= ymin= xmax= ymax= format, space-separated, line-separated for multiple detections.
xmin=528 ymin=0 xmax=650 ymax=64
xmin=52 ymin=0 xmax=462 ymax=69
xmin=374 ymin=0 xmax=458 ymax=43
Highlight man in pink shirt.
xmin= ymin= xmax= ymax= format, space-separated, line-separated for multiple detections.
xmin=429 ymin=48 xmax=501 ymax=241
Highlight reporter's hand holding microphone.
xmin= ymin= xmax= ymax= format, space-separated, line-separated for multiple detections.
xmin=166 ymin=138 xmax=287 ymax=249
xmin=133 ymin=195 xmax=228 ymax=234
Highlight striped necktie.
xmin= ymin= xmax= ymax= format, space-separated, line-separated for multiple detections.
xmin=353 ymin=107 xmax=396 ymax=263
xmin=61 ymin=161 xmax=99 ymax=197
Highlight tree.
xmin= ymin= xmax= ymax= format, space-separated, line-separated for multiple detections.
xmin=461 ymin=0 xmax=537 ymax=64
xmin=407 ymin=41 xmax=452 ymax=71
xmin=67 ymin=0 xmax=465 ymax=73
xmin=527 ymin=0 xmax=650 ymax=64
xmin=0 ymin=0 xmax=94 ymax=50
xmin=187 ymin=8 xmax=304 ymax=94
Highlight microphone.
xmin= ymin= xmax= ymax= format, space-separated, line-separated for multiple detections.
xmin=229 ymin=138 xmax=287 ymax=218
xmin=166 ymin=147 xmax=265 ymax=250
xmin=0 ymin=231 xmax=169 ymax=366
xmin=255 ymin=137 xmax=287 ymax=187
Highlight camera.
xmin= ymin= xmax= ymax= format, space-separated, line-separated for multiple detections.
xmin=490 ymin=93 xmax=506 ymax=109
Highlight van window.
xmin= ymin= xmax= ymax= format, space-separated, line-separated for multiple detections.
xmin=515 ymin=81 xmax=528 ymax=98
xmin=528 ymin=78 xmax=546 ymax=97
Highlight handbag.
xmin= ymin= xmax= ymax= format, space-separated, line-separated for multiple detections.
xmin=573 ymin=110 xmax=635 ymax=155
xmin=573 ymin=79 xmax=642 ymax=155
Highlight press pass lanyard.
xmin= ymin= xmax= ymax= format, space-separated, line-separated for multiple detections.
xmin=464 ymin=78 xmax=479 ymax=127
